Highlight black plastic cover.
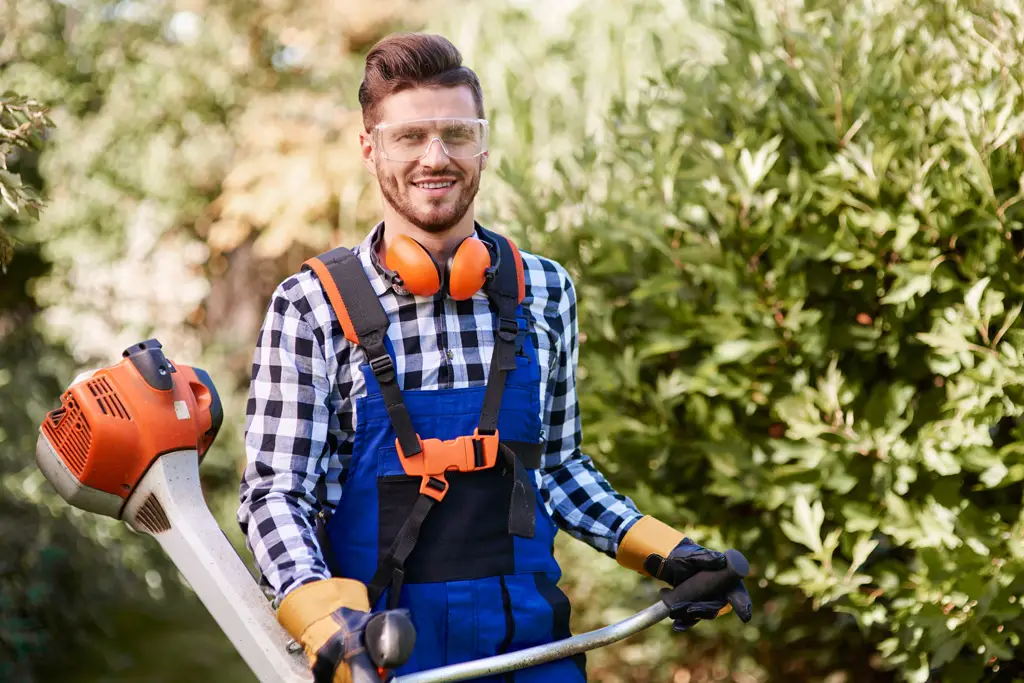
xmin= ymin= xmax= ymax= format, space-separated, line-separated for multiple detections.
xmin=190 ymin=366 xmax=224 ymax=448
xmin=121 ymin=338 xmax=175 ymax=391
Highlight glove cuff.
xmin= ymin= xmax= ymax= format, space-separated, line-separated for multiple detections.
xmin=277 ymin=577 xmax=370 ymax=641
xmin=616 ymin=515 xmax=685 ymax=576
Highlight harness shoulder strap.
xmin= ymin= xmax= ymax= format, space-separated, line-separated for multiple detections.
xmin=482 ymin=232 xmax=543 ymax=467
xmin=302 ymin=248 xmax=361 ymax=345
xmin=478 ymin=229 xmax=526 ymax=435
xmin=302 ymin=247 xmax=421 ymax=458
xmin=479 ymin=230 xmax=536 ymax=540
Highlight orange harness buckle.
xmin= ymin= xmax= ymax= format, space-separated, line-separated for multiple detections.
xmin=395 ymin=429 xmax=500 ymax=501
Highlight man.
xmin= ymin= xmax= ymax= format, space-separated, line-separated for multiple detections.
xmin=239 ymin=32 xmax=751 ymax=683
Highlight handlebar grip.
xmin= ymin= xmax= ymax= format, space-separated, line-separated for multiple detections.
xmin=365 ymin=610 xmax=417 ymax=671
xmin=660 ymin=548 xmax=750 ymax=608
xmin=349 ymin=652 xmax=384 ymax=683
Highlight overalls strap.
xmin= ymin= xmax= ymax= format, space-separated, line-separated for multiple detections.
xmin=302 ymin=247 xmax=421 ymax=458
xmin=478 ymin=227 xmax=524 ymax=435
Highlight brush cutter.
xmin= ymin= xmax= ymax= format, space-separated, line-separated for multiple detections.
xmin=35 ymin=339 xmax=749 ymax=683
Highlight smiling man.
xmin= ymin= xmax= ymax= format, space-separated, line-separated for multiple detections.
xmin=238 ymin=32 xmax=751 ymax=683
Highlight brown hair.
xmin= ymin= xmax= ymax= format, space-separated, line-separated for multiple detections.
xmin=358 ymin=33 xmax=485 ymax=130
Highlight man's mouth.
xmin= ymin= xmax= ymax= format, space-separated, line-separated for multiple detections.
xmin=411 ymin=178 xmax=457 ymax=196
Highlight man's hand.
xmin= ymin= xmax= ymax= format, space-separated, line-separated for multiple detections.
xmin=649 ymin=537 xmax=753 ymax=631
xmin=616 ymin=516 xmax=753 ymax=631
xmin=277 ymin=578 xmax=414 ymax=682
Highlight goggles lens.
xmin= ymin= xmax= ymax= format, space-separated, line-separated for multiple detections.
xmin=374 ymin=117 xmax=489 ymax=162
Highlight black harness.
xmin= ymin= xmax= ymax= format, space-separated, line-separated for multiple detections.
xmin=303 ymin=228 xmax=539 ymax=608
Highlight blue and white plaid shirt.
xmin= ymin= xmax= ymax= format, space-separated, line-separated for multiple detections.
xmin=238 ymin=224 xmax=643 ymax=601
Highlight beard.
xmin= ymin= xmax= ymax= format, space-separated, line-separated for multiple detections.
xmin=376 ymin=159 xmax=483 ymax=234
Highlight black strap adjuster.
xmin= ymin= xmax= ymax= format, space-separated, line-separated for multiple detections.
xmin=369 ymin=354 xmax=396 ymax=383
xmin=497 ymin=317 xmax=518 ymax=343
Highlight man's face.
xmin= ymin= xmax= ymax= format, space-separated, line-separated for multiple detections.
xmin=362 ymin=85 xmax=487 ymax=234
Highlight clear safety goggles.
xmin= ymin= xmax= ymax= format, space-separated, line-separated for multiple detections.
xmin=372 ymin=117 xmax=490 ymax=162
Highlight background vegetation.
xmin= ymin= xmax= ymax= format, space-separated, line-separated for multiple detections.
xmin=3 ymin=0 xmax=1024 ymax=681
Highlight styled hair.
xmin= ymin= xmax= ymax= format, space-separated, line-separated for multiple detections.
xmin=358 ymin=33 xmax=485 ymax=130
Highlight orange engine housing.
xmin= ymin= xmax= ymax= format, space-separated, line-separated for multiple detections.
xmin=39 ymin=339 xmax=223 ymax=512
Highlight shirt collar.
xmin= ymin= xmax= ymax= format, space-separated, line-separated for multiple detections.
xmin=353 ymin=222 xmax=398 ymax=297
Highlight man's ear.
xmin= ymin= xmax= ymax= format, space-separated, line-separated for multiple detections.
xmin=360 ymin=130 xmax=377 ymax=176
xmin=480 ymin=150 xmax=489 ymax=172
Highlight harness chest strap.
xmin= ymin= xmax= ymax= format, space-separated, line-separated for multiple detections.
xmin=369 ymin=439 xmax=530 ymax=609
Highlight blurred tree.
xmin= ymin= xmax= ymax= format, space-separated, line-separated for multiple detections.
xmin=0 ymin=0 xmax=424 ymax=679
xmin=0 ymin=91 xmax=50 ymax=268
xmin=3 ymin=0 xmax=427 ymax=369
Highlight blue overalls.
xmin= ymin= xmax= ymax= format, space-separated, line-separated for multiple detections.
xmin=305 ymin=230 xmax=587 ymax=682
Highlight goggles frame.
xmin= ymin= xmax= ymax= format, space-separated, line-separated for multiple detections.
xmin=371 ymin=116 xmax=490 ymax=162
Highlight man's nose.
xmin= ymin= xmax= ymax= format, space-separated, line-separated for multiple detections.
xmin=419 ymin=138 xmax=450 ymax=169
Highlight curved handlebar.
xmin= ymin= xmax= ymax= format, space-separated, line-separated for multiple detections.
xmin=390 ymin=549 xmax=750 ymax=683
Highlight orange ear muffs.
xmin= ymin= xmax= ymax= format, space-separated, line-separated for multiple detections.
xmin=384 ymin=234 xmax=442 ymax=296
xmin=384 ymin=233 xmax=492 ymax=299
xmin=447 ymin=237 xmax=491 ymax=300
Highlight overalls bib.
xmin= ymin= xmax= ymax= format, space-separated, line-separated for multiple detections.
xmin=303 ymin=230 xmax=587 ymax=682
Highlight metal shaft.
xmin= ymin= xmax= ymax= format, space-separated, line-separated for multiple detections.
xmin=122 ymin=450 xmax=313 ymax=683
xmin=392 ymin=603 xmax=670 ymax=683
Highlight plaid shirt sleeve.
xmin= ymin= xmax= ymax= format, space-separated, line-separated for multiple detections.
xmin=527 ymin=257 xmax=644 ymax=557
xmin=237 ymin=275 xmax=338 ymax=602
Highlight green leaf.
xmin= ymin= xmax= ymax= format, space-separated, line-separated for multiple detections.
xmin=917 ymin=320 xmax=973 ymax=353
xmin=921 ymin=445 xmax=962 ymax=476
xmin=712 ymin=338 xmax=775 ymax=364
xmin=838 ymin=503 xmax=877 ymax=534
xmin=892 ymin=214 xmax=920 ymax=252
xmin=979 ymin=630 xmax=1015 ymax=661
xmin=979 ymin=461 xmax=1009 ymax=487
xmin=781 ymin=494 xmax=825 ymax=554
xmin=737 ymin=135 xmax=782 ymax=191
xmin=930 ymin=636 xmax=965 ymax=671
xmin=848 ymin=534 xmax=879 ymax=575
xmin=993 ymin=302 xmax=1022 ymax=346
xmin=0 ymin=182 xmax=18 ymax=212
xmin=964 ymin=277 xmax=990 ymax=319
xmin=881 ymin=274 xmax=931 ymax=304
xmin=637 ymin=336 xmax=694 ymax=360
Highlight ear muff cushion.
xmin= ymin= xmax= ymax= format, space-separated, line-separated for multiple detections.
xmin=448 ymin=237 xmax=490 ymax=300
xmin=385 ymin=234 xmax=441 ymax=296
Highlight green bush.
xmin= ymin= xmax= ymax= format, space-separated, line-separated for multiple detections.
xmin=499 ymin=1 xmax=1024 ymax=681
xmin=0 ymin=91 xmax=50 ymax=267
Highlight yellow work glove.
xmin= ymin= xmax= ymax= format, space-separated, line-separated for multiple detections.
xmin=616 ymin=516 xmax=687 ymax=576
xmin=276 ymin=578 xmax=382 ymax=683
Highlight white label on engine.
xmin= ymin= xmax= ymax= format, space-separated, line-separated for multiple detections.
xmin=174 ymin=400 xmax=190 ymax=420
